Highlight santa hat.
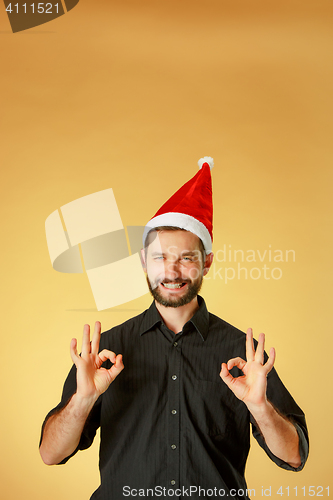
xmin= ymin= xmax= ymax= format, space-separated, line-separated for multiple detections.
xmin=143 ymin=156 xmax=214 ymax=254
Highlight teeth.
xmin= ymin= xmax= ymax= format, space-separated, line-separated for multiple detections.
xmin=162 ymin=283 xmax=183 ymax=289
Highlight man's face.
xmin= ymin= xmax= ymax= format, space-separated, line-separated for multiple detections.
xmin=142 ymin=230 xmax=212 ymax=308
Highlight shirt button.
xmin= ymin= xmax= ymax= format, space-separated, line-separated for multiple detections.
xmin=173 ymin=342 xmax=178 ymax=347
xmin=171 ymin=444 xmax=177 ymax=449
xmin=171 ymin=480 xmax=176 ymax=485
xmin=172 ymin=375 xmax=177 ymax=380
xmin=171 ymin=409 xmax=177 ymax=415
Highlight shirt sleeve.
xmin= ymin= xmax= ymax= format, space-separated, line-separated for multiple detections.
xmin=250 ymin=366 xmax=309 ymax=471
xmin=39 ymin=363 xmax=102 ymax=465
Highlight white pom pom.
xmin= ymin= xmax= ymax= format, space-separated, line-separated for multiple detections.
xmin=198 ymin=156 xmax=214 ymax=170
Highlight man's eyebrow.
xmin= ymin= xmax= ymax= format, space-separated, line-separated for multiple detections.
xmin=150 ymin=250 xmax=199 ymax=257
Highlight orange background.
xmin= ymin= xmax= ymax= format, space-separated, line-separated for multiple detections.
xmin=1 ymin=1 xmax=332 ymax=498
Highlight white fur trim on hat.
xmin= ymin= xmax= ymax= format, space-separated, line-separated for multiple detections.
xmin=143 ymin=212 xmax=212 ymax=254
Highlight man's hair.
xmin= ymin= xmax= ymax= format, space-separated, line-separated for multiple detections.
xmin=144 ymin=226 xmax=206 ymax=263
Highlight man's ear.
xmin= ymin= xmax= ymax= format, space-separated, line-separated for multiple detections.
xmin=203 ymin=252 xmax=214 ymax=277
xmin=140 ymin=248 xmax=147 ymax=273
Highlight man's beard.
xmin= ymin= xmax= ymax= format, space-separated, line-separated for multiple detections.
xmin=146 ymin=275 xmax=203 ymax=308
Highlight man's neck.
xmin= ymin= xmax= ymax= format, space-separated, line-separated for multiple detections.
xmin=155 ymin=297 xmax=200 ymax=334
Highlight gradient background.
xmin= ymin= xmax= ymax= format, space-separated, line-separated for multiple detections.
xmin=1 ymin=1 xmax=332 ymax=498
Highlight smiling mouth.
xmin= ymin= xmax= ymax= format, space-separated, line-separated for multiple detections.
xmin=161 ymin=282 xmax=187 ymax=289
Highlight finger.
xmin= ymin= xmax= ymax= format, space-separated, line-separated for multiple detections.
xmin=226 ymin=357 xmax=247 ymax=371
xmin=246 ymin=328 xmax=255 ymax=362
xmin=91 ymin=321 xmax=101 ymax=355
xmin=98 ymin=351 xmax=124 ymax=372
xmin=70 ymin=338 xmax=79 ymax=365
xmin=219 ymin=363 xmax=235 ymax=388
xmin=98 ymin=352 xmax=125 ymax=381
xmin=81 ymin=324 xmax=91 ymax=357
xmin=264 ymin=347 xmax=276 ymax=374
xmin=109 ymin=354 xmax=125 ymax=378
xmin=254 ymin=332 xmax=265 ymax=364
xmin=98 ymin=349 xmax=122 ymax=366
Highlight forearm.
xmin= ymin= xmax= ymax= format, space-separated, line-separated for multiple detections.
xmin=247 ymin=401 xmax=301 ymax=468
xmin=39 ymin=393 xmax=97 ymax=465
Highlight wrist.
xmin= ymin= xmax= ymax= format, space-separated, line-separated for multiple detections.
xmin=71 ymin=392 xmax=98 ymax=415
xmin=245 ymin=400 xmax=273 ymax=421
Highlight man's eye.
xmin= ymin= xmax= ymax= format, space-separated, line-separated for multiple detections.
xmin=182 ymin=257 xmax=192 ymax=261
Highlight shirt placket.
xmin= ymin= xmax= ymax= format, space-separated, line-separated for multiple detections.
xmin=167 ymin=336 xmax=182 ymax=492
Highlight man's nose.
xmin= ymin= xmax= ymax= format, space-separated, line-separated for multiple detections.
xmin=164 ymin=259 xmax=181 ymax=280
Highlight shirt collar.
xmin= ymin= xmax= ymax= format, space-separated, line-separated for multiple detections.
xmin=139 ymin=295 xmax=209 ymax=341
xmin=139 ymin=301 xmax=163 ymax=336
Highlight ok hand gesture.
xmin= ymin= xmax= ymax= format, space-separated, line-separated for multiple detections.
xmin=70 ymin=322 xmax=124 ymax=402
xmin=220 ymin=328 xmax=275 ymax=411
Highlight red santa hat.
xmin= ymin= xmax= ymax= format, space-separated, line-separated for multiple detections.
xmin=143 ymin=156 xmax=214 ymax=254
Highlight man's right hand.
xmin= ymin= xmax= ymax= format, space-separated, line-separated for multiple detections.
xmin=40 ymin=322 xmax=123 ymax=465
xmin=70 ymin=321 xmax=124 ymax=402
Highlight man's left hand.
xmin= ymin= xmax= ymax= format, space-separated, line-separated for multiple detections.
xmin=220 ymin=328 xmax=275 ymax=410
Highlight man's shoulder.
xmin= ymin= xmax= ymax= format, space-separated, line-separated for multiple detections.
xmin=208 ymin=310 xmax=244 ymax=333
xmin=207 ymin=310 xmax=247 ymax=344
xmin=102 ymin=309 xmax=147 ymax=336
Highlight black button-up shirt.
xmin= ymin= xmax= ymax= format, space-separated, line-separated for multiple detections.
xmin=41 ymin=296 xmax=309 ymax=499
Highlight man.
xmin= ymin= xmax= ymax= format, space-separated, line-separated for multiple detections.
xmin=40 ymin=157 xmax=308 ymax=499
